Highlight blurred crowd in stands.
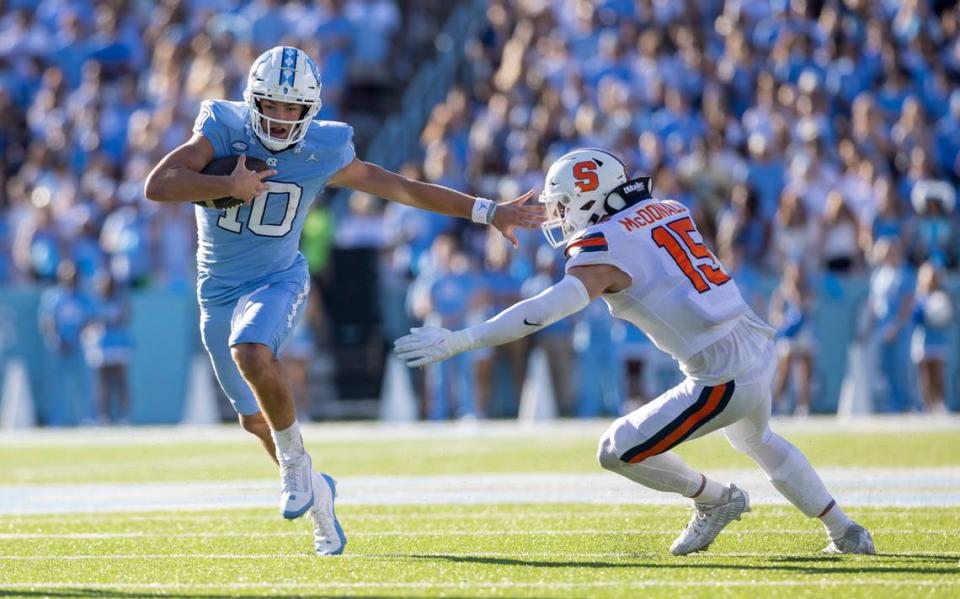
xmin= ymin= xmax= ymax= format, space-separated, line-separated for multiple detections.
xmin=2 ymin=0 xmax=959 ymax=423
xmin=378 ymin=0 xmax=960 ymax=418
xmin=0 ymin=0 xmax=426 ymax=423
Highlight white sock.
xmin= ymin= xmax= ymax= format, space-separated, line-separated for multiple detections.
xmin=818 ymin=500 xmax=852 ymax=540
xmin=690 ymin=474 xmax=729 ymax=507
xmin=732 ymin=428 xmax=835 ymax=517
xmin=272 ymin=420 xmax=305 ymax=464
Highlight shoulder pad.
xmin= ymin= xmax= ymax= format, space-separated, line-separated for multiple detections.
xmin=195 ymin=100 xmax=246 ymax=131
xmin=305 ymin=120 xmax=354 ymax=147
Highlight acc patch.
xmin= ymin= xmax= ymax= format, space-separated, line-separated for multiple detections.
xmin=231 ymin=140 xmax=248 ymax=152
xmin=565 ymin=232 xmax=608 ymax=258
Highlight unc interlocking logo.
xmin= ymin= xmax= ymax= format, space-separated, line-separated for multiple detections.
xmin=266 ymin=157 xmax=278 ymax=167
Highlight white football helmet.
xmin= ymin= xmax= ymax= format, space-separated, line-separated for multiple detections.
xmin=539 ymin=148 xmax=631 ymax=247
xmin=244 ymin=46 xmax=322 ymax=151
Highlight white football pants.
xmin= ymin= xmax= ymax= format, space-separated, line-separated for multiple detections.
xmin=597 ymin=339 xmax=836 ymax=518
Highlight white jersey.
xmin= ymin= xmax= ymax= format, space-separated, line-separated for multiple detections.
xmin=564 ymin=198 xmax=774 ymax=384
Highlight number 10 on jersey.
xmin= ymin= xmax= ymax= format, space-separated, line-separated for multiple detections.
xmin=217 ymin=181 xmax=303 ymax=237
xmin=651 ymin=217 xmax=731 ymax=293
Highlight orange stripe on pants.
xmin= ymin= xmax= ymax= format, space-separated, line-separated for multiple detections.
xmin=626 ymin=383 xmax=729 ymax=464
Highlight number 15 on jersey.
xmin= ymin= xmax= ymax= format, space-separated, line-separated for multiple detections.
xmin=651 ymin=216 xmax=731 ymax=293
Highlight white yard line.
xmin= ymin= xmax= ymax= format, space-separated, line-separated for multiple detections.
xmin=1 ymin=468 xmax=958 ymax=515
xmin=0 ymin=507 xmax=918 ymax=523
xmin=0 ymin=529 xmax=948 ymax=540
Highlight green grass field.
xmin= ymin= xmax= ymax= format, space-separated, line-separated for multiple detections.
xmin=1 ymin=419 xmax=958 ymax=597
xmin=3 ymin=423 xmax=958 ymax=483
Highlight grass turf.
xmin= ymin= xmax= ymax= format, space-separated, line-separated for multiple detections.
xmin=2 ymin=428 xmax=959 ymax=484
xmin=1 ymin=423 xmax=958 ymax=597
xmin=0 ymin=505 xmax=958 ymax=598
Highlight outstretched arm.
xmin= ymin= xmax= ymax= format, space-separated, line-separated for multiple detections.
xmin=329 ymin=158 xmax=543 ymax=247
xmin=394 ymin=264 xmax=631 ymax=367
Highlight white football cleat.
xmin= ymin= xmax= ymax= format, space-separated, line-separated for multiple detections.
xmin=670 ymin=484 xmax=750 ymax=556
xmin=823 ymin=523 xmax=876 ymax=555
xmin=279 ymin=453 xmax=314 ymax=520
xmin=310 ymin=472 xmax=346 ymax=556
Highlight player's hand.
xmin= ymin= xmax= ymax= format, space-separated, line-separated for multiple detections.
xmin=491 ymin=189 xmax=544 ymax=248
xmin=230 ymin=155 xmax=277 ymax=202
xmin=394 ymin=326 xmax=471 ymax=367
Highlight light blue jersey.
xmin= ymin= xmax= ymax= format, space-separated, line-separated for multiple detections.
xmin=193 ymin=99 xmax=355 ymax=303
xmin=191 ymin=99 xmax=354 ymax=415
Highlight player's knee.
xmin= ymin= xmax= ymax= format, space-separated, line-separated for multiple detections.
xmin=596 ymin=422 xmax=624 ymax=471
xmin=231 ymin=343 xmax=274 ymax=379
xmin=238 ymin=412 xmax=269 ymax=437
xmin=726 ymin=425 xmax=772 ymax=455
xmin=725 ymin=433 xmax=753 ymax=455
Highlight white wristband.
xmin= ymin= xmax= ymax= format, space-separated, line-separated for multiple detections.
xmin=471 ymin=197 xmax=497 ymax=224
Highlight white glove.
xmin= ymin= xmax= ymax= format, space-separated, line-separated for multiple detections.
xmin=393 ymin=326 xmax=473 ymax=367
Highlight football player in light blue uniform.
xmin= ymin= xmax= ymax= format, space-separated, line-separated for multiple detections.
xmin=145 ymin=46 xmax=542 ymax=557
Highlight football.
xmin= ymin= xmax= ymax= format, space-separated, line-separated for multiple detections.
xmin=194 ymin=155 xmax=272 ymax=209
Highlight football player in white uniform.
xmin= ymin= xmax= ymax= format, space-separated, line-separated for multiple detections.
xmin=395 ymin=149 xmax=876 ymax=556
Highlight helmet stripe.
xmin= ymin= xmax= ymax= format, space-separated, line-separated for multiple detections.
xmin=290 ymin=48 xmax=297 ymax=87
xmin=279 ymin=47 xmax=298 ymax=87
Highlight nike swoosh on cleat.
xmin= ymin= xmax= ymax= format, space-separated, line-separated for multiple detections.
xmin=523 ymin=318 xmax=542 ymax=327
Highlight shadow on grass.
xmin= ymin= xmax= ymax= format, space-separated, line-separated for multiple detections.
xmin=772 ymin=553 xmax=960 ymax=564
xmin=394 ymin=552 xmax=960 ymax=575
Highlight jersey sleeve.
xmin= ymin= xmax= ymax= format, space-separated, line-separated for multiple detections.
xmin=335 ymin=123 xmax=356 ymax=171
xmin=564 ymin=231 xmax=620 ymax=269
xmin=563 ymin=227 xmax=644 ymax=287
xmin=193 ymin=100 xmax=235 ymax=157
xmin=308 ymin=121 xmax=356 ymax=180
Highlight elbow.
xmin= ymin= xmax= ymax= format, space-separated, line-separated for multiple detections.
xmin=143 ymin=173 xmax=165 ymax=203
xmin=144 ymin=169 xmax=177 ymax=202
